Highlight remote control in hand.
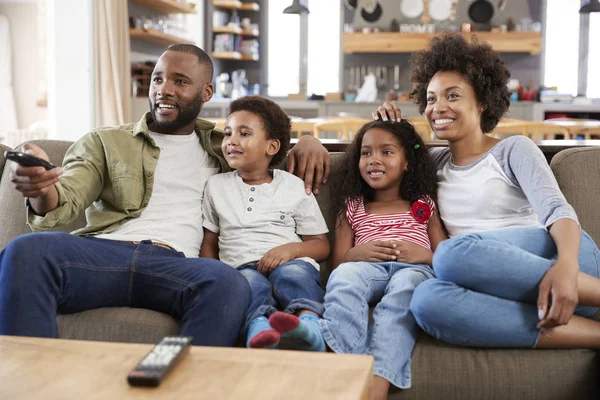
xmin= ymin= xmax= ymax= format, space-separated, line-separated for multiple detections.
xmin=127 ymin=336 xmax=193 ymax=387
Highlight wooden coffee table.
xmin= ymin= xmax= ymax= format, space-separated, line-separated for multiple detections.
xmin=0 ymin=336 xmax=373 ymax=400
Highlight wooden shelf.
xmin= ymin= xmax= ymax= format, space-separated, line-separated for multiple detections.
xmin=240 ymin=53 xmax=259 ymax=61
xmin=213 ymin=25 xmax=242 ymax=34
xmin=130 ymin=0 xmax=196 ymax=14
xmin=241 ymin=28 xmax=259 ymax=36
xmin=212 ymin=1 xmax=259 ymax=11
xmin=212 ymin=51 xmax=242 ymax=60
xmin=130 ymin=28 xmax=194 ymax=46
xmin=343 ymin=32 xmax=542 ymax=55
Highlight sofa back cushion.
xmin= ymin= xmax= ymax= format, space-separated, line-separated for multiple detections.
xmin=0 ymin=140 xmax=87 ymax=250
xmin=551 ymin=147 xmax=600 ymax=245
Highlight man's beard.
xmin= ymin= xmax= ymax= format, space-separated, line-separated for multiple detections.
xmin=149 ymin=95 xmax=204 ymax=133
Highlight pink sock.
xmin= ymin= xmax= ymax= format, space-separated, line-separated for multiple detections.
xmin=268 ymin=311 xmax=300 ymax=333
xmin=248 ymin=329 xmax=280 ymax=349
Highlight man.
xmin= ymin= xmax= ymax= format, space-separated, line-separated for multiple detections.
xmin=0 ymin=44 xmax=331 ymax=346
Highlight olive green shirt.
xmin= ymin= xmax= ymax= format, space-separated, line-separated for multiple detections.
xmin=27 ymin=112 xmax=230 ymax=235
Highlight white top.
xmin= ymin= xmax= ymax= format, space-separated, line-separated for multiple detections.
xmin=202 ymin=170 xmax=329 ymax=269
xmin=429 ymin=136 xmax=578 ymax=238
xmin=97 ymin=131 xmax=220 ymax=257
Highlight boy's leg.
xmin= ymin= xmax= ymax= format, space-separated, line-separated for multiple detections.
xmin=0 ymin=233 xmax=135 ymax=337
xmin=235 ymin=264 xmax=278 ymax=348
xmin=128 ymin=242 xmax=252 ymax=347
xmin=368 ymin=265 xmax=434 ymax=389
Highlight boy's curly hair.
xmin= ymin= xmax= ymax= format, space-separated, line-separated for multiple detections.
xmin=409 ymin=33 xmax=511 ymax=134
xmin=229 ymin=95 xmax=291 ymax=167
xmin=331 ymin=120 xmax=438 ymax=222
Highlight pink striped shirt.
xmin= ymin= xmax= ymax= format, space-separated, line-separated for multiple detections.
xmin=346 ymin=196 xmax=435 ymax=250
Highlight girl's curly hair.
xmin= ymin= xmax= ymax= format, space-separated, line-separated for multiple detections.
xmin=331 ymin=120 xmax=438 ymax=223
xmin=409 ymin=33 xmax=511 ymax=134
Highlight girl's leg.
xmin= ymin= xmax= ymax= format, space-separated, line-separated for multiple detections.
xmin=368 ymin=265 xmax=434 ymax=389
xmin=238 ymin=265 xmax=279 ymax=348
xmin=433 ymin=227 xmax=600 ymax=312
xmin=319 ymin=262 xmax=390 ymax=356
xmin=267 ymin=260 xmax=325 ymax=351
xmin=411 ymin=279 xmax=600 ymax=348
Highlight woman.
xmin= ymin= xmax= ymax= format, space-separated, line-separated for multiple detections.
xmin=374 ymin=33 xmax=600 ymax=349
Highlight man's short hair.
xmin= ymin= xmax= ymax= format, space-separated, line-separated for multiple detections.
xmin=167 ymin=44 xmax=214 ymax=80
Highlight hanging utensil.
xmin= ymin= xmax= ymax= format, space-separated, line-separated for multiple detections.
xmin=345 ymin=0 xmax=358 ymax=10
xmin=400 ymin=0 xmax=424 ymax=19
xmin=468 ymin=0 xmax=494 ymax=24
xmin=498 ymin=0 xmax=507 ymax=11
xmin=393 ymin=65 xmax=400 ymax=92
xmin=361 ymin=0 xmax=383 ymax=23
xmin=421 ymin=0 xmax=431 ymax=23
xmin=428 ymin=0 xmax=453 ymax=21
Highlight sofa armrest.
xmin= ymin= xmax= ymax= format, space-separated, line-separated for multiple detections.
xmin=0 ymin=143 xmax=12 ymax=181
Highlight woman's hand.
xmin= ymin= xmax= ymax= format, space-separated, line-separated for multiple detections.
xmin=257 ymin=244 xmax=297 ymax=274
xmin=345 ymin=241 xmax=399 ymax=263
xmin=287 ymin=135 xmax=331 ymax=195
xmin=372 ymin=101 xmax=403 ymax=122
xmin=393 ymin=240 xmax=434 ymax=266
xmin=537 ymin=259 xmax=579 ymax=329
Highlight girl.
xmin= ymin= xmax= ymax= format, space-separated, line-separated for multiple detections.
xmin=374 ymin=33 xmax=600 ymax=352
xmin=319 ymin=120 xmax=447 ymax=400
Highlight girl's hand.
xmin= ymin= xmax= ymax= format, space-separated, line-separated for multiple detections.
xmin=393 ymin=240 xmax=433 ymax=266
xmin=257 ymin=244 xmax=297 ymax=274
xmin=537 ymin=259 xmax=579 ymax=329
xmin=372 ymin=101 xmax=402 ymax=122
xmin=345 ymin=241 xmax=399 ymax=263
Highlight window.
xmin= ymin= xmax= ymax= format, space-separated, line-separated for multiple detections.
xmin=587 ymin=12 xmax=600 ymax=98
xmin=267 ymin=0 xmax=341 ymax=97
xmin=543 ymin=0 xmax=580 ymax=96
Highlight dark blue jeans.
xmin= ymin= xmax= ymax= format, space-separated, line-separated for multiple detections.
xmin=0 ymin=233 xmax=252 ymax=346
xmin=238 ymin=260 xmax=324 ymax=337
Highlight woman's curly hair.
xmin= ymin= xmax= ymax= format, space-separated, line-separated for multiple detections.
xmin=229 ymin=95 xmax=291 ymax=167
xmin=409 ymin=33 xmax=511 ymax=134
xmin=331 ymin=120 xmax=438 ymax=223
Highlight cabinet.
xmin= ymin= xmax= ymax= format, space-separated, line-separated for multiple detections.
xmin=128 ymin=0 xmax=196 ymax=46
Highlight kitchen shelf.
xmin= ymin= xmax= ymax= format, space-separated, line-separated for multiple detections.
xmin=130 ymin=28 xmax=194 ymax=46
xmin=241 ymin=28 xmax=259 ymax=36
xmin=130 ymin=0 xmax=196 ymax=14
xmin=343 ymin=32 xmax=542 ymax=55
xmin=213 ymin=25 xmax=242 ymax=34
xmin=212 ymin=1 xmax=259 ymax=11
xmin=240 ymin=53 xmax=259 ymax=61
xmin=212 ymin=51 xmax=242 ymax=60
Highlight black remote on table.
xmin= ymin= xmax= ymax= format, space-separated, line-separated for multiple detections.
xmin=127 ymin=336 xmax=193 ymax=387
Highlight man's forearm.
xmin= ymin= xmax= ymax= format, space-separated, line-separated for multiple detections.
xmin=29 ymin=186 xmax=60 ymax=216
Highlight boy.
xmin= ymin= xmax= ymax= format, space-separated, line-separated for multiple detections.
xmin=200 ymin=96 xmax=330 ymax=351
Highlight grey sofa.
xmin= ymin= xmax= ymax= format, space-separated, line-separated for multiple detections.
xmin=1 ymin=140 xmax=599 ymax=399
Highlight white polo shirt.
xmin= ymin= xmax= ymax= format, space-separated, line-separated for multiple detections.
xmin=202 ymin=169 xmax=329 ymax=270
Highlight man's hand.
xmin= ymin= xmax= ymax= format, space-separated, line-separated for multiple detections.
xmin=257 ymin=244 xmax=297 ymax=274
xmin=393 ymin=240 xmax=433 ymax=266
xmin=345 ymin=241 xmax=400 ymax=263
xmin=287 ymin=135 xmax=331 ymax=195
xmin=10 ymin=144 xmax=63 ymax=198
xmin=537 ymin=259 xmax=579 ymax=329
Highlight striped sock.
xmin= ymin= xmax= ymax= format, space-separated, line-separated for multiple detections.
xmin=247 ymin=316 xmax=280 ymax=349
xmin=268 ymin=311 xmax=325 ymax=352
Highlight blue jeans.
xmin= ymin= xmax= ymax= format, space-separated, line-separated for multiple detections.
xmin=238 ymin=260 xmax=324 ymax=336
xmin=0 ymin=233 xmax=252 ymax=346
xmin=319 ymin=261 xmax=435 ymax=389
xmin=411 ymin=227 xmax=600 ymax=348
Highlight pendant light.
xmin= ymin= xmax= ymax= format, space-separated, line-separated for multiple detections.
xmin=580 ymin=0 xmax=600 ymax=13
xmin=283 ymin=0 xmax=310 ymax=14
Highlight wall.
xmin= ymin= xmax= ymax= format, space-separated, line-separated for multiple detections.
xmin=0 ymin=1 xmax=46 ymax=130
xmin=343 ymin=0 xmax=543 ymax=93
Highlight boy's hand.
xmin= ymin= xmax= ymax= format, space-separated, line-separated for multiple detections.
xmin=257 ymin=244 xmax=297 ymax=274
xmin=345 ymin=241 xmax=399 ymax=263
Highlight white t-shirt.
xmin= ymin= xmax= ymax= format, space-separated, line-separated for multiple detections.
xmin=97 ymin=131 xmax=220 ymax=257
xmin=429 ymin=136 xmax=578 ymax=237
xmin=202 ymin=170 xmax=329 ymax=270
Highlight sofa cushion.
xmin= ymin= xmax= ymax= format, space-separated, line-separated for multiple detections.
xmin=386 ymin=334 xmax=599 ymax=400
xmin=57 ymin=307 xmax=178 ymax=344
xmin=0 ymin=143 xmax=11 ymax=179
xmin=551 ymin=147 xmax=600 ymax=245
